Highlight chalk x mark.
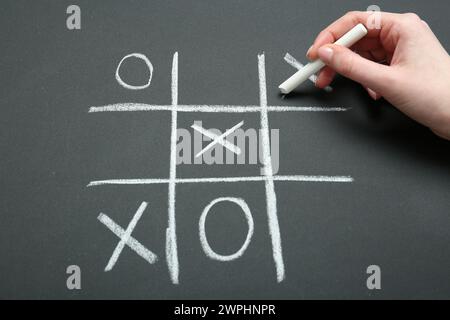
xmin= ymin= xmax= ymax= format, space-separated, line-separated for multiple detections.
xmin=192 ymin=121 xmax=243 ymax=157
xmin=284 ymin=53 xmax=333 ymax=92
xmin=98 ymin=201 xmax=157 ymax=271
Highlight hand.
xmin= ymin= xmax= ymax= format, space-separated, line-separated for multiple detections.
xmin=307 ymin=11 xmax=450 ymax=140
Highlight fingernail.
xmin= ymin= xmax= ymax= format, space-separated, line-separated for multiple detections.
xmin=306 ymin=45 xmax=313 ymax=58
xmin=318 ymin=47 xmax=333 ymax=62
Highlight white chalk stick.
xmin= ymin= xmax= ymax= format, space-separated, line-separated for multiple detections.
xmin=279 ymin=23 xmax=368 ymax=94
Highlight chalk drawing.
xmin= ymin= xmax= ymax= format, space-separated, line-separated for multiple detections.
xmin=115 ymin=53 xmax=154 ymax=90
xmin=88 ymin=175 xmax=353 ymax=186
xmin=97 ymin=202 xmax=157 ymax=271
xmin=89 ymin=103 xmax=346 ymax=113
xmin=284 ymin=53 xmax=333 ymax=92
xmin=258 ymin=53 xmax=284 ymax=282
xmin=166 ymin=52 xmax=180 ymax=284
xmin=199 ymin=197 xmax=254 ymax=261
xmin=192 ymin=121 xmax=244 ymax=157
xmin=90 ymin=52 xmax=353 ymax=284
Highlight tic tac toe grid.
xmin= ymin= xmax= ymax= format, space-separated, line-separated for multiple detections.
xmin=87 ymin=52 xmax=353 ymax=284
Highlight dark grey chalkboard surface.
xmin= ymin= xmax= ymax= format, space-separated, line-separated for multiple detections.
xmin=1 ymin=0 xmax=450 ymax=299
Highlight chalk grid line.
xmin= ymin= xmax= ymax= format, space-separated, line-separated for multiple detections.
xmin=89 ymin=53 xmax=353 ymax=284
xmin=87 ymin=175 xmax=354 ymax=186
xmin=89 ymin=103 xmax=346 ymax=113
xmin=166 ymin=52 xmax=179 ymax=284
xmin=258 ymin=53 xmax=284 ymax=282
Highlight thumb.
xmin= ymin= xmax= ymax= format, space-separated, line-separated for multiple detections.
xmin=318 ymin=44 xmax=393 ymax=93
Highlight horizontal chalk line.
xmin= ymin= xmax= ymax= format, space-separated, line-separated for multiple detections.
xmin=88 ymin=103 xmax=348 ymax=113
xmin=87 ymin=175 xmax=354 ymax=187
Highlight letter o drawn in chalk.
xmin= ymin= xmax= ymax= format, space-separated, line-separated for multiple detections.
xmin=199 ymin=197 xmax=254 ymax=262
xmin=115 ymin=53 xmax=153 ymax=90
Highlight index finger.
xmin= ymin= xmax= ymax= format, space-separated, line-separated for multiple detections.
xmin=307 ymin=11 xmax=398 ymax=60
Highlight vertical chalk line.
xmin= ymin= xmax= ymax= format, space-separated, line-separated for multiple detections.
xmin=166 ymin=52 xmax=179 ymax=284
xmin=258 ymin=53 xmax=285 ymax=282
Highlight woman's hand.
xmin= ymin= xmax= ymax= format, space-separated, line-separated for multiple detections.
xmin=307 ymin=11 xmax=450 ymax=140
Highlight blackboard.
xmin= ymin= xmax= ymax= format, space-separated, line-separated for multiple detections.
xmin=1 ymin=0 xmax=450 ymax=299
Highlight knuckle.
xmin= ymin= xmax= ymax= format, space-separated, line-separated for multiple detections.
xmin=344 ymin=11 xmax=365 ymax=27
xmin=403 ymin=12 xmax=421 ymax=22
xmin=344 ymin=11 xmax=359 ymax=23
xmin=317 ymin=29 xmax=329 ymax=39
xmin=344 ymin=11 xmax=359 ymax=18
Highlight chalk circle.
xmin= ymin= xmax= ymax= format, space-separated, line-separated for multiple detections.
xmin=199 ymin=197 xmax=254 ymax=262
xmin=115 ymin=53 xmax=153 ymax=90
